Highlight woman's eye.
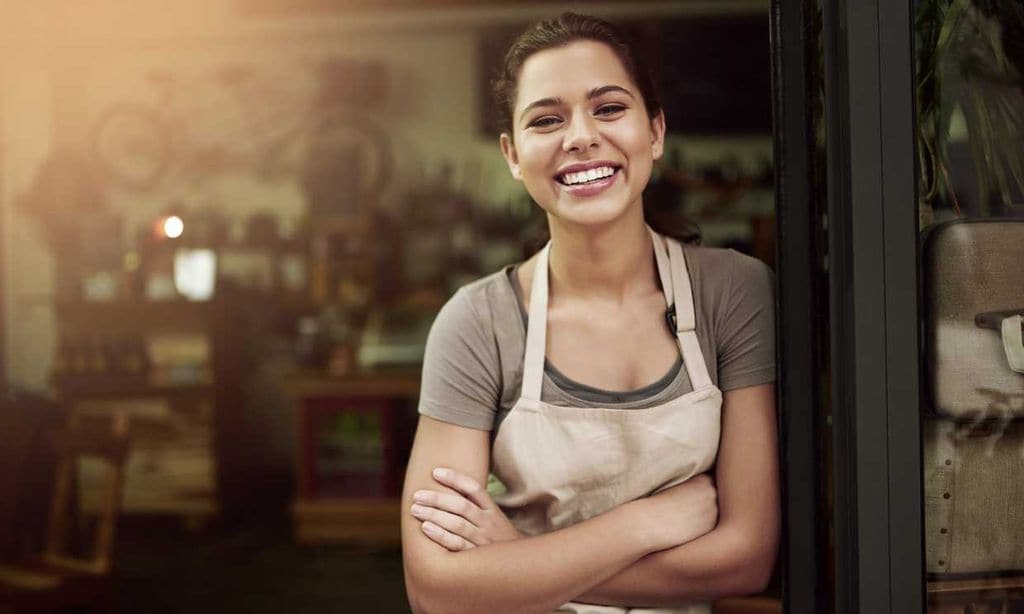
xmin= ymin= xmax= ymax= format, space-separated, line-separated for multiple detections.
xmin=529 ymin=116 xmax=561 ymax=129
xmin=596 ymin=104 xmax=626 ymax=116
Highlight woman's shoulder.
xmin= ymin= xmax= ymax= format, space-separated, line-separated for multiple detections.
xmin=432 ymin=265 xmax=520 ymax=333
xmin=420 ymin=269 xmax=512 ymax=432
xmin=681 ymin=243 xmax=774 ymax=289
xmin=451 ymin=265 xmax=519 ymax=306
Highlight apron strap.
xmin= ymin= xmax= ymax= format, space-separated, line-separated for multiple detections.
xmin=666 ymin=237 xmax=714 ymax=391
xmin=521 ymin=242 xmax=551 ymax=401
xmin=650 ymin=226 xmax=674 ymax=307
xmin=520 ymin=233 xmax=714 ymax=400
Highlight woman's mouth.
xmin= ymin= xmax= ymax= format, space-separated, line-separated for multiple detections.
xmin=555 ymin=165 xmax=621 ymax=197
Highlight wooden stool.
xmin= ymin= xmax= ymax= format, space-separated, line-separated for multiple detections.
xmin=0 ymin=411 xmax=130 ymax=612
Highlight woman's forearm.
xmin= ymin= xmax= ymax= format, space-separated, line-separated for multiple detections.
xmin=406 ymin=501 xmax=663 ymax=614
xmin=573 ymin=523 xmax=776 ymax=608
xmin=574 ymin=384 xmax=781 ymax=608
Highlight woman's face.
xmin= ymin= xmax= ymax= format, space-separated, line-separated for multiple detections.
xmin=500 ymin=40 xmax=665 ymax=229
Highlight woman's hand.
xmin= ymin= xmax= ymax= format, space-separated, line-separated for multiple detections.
xmin=632 ymin=473 xmax=719 ymax=552
xmin=410 ymin=467 xmax=524 ymax=551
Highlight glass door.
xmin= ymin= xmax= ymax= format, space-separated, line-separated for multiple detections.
xmin=914 ymin=1 xmax=1024 ymax=612
xmin=774 ymin=0 xmax=1024 ymax=611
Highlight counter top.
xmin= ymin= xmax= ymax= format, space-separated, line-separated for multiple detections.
xmin=282 ymin=369 xmax=421 ymax=398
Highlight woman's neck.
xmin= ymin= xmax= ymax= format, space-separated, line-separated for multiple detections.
xmin=546 ymin=209 xmax=657 ymax=305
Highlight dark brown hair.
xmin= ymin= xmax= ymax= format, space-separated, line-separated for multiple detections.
xmin=493 ymin=12 xmax=662 ymax=136
xmin=492 ymin=12 xmax=700 ymax=244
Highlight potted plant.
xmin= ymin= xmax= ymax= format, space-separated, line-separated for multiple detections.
xmin=916 ymin=0 xmax=1024 ymax=223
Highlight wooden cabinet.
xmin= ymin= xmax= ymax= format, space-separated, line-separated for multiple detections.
xmin=283 ymin=371 xmax=419 ymax=544
xmin=52 ymin=300 xmax=246 ymax=523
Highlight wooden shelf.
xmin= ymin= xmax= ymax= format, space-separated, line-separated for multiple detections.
xmin=52 ymin=298 xmax=249 ymax=522
xmin=291 ymin=498 xmax=401 ymax=545
xmin=53 ymin=377 xmax=213 ymax=401
xmin=81 ymin=492 xmax=218 ymax=518
xmin=54 ymin=300 xmax=220 ymax=334
xmin=283 ymin=370 xmax=420 ymax=398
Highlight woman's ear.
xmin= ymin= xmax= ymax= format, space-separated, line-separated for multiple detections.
xmin=650 ymin=111 xmax=666 ymax=161
xmin=500 ymin=133 xmax=522 ymax=181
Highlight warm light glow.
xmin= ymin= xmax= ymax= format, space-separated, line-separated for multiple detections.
xmin=174 ymin=248 xmax=216 ymax=301
xmin=123 ymin=250 xmax=141 ymax=271
xmin=163 ymin=215 xmax=184 ymax=239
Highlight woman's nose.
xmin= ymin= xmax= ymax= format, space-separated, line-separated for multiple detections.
xmin=562 ymin=116 xmax=600 ymax=153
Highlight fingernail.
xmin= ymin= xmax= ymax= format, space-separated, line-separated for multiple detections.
xmin=422 ymin=522 xmax=437 ymax=534
xmin=433 ymin=468 xmax=449 ymax=479
xmin=410 ymin=504 xmax=425 ymax=516
xmin=413 ymin=491 xmax=427 ymax=503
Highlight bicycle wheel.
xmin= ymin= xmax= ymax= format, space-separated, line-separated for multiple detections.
xmin=299 ymin=110 xmax=394 ymax=217
xmin=89 ymin=102 xmax=171 ymax=190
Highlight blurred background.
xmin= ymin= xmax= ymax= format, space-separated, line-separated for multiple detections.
xmin=0 ymin=1 xmax=775 ymax=612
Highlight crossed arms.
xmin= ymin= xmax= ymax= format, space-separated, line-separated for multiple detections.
xmin=400 ymin=383 xmax=779 ymax=614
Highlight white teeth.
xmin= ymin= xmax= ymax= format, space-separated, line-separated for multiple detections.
xmin=560 ymin=166 xmax=616 ymax=185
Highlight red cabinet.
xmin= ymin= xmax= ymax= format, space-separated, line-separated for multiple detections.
xmin=284 ymin=372 xmax=418 ymax=544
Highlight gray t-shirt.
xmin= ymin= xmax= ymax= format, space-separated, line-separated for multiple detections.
xmin=418 ymin=244 xmax=776 ymax=435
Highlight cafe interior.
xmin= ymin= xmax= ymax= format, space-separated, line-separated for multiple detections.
xmin=0 ymin=1 xmax=778 ymax=612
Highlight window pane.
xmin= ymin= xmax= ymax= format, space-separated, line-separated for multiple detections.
xmin=915 ymin=1 xmax=1024 ymax=610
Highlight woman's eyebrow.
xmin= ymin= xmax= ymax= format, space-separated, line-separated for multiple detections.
xmin=519 ymin=97 xmax=562 ymax=123
xmin=587 ymin=84 xmax=636 ymax=101
xmin=518 ymin=85 xmax=636 ymax=123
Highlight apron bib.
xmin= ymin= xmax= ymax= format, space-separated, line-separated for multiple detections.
xmin=492 ymin=228 xmax=722 ymax=614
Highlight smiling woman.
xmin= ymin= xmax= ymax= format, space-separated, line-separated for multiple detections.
xmin=400 ymin=13 xmax=779 ymax=614
xmin=500 ymin=41 xmax=659 ymax=230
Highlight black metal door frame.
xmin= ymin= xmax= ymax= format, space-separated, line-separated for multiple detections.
xmin=770 ymin=0 xmax=829 ymax=611
xmin=773 ymin=0 xmax=925 ymax=611
xmin=822 ymin=0 xmax=924 ymax=611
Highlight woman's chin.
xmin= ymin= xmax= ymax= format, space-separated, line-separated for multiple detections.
xmin=548 ymin=198 xmax=634 ymax=229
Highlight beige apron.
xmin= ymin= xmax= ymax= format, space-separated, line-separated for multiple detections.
xmin=491 ymin=228 xmax=722 ymax=614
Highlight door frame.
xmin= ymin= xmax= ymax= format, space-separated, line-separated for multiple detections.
xmin=773 ymin=0 xmax=926 ymax=611
xmin=823 ymin=0 xmax=925 ymax=611
xmin=771 ymin=0 xmax=829 ymax=611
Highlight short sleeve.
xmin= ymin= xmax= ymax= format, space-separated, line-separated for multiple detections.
xmin=715 ymin=253 xmax=777 ymax=391
xmin=417 ymin=288 xmax=502 ymax=431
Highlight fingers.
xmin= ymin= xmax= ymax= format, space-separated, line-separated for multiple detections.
xmin=421 ymin=521 xmax=476 ymax=552
xmin=432 ymin=468 xmax=493 ymax=510
xmin=411 ymin=504 xmax=485 ymax=546
xmin=413 ymin=489 xmax=484 ymax=522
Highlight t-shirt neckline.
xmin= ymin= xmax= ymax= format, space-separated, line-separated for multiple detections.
xmin=504 ymin=264 xmax=684 ymax=401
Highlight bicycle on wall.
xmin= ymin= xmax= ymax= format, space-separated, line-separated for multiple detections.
xmin=88 ymin=59 xmax=392 ymax=196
